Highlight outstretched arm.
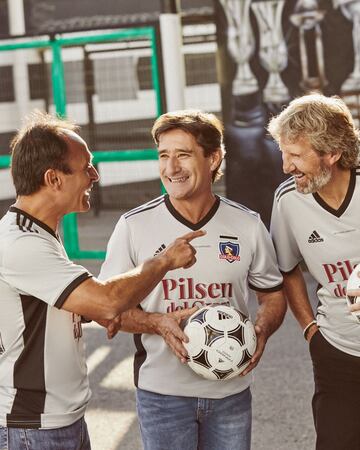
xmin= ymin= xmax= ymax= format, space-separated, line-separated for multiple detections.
xmin=62 ymin=230 xmax=205 ymax=321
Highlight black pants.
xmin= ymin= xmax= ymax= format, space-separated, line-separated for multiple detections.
xmin=310 ymin=330 xmax=360 ymax=450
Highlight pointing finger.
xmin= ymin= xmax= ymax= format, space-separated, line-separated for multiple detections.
xmin=179 ymin=229 xmax=206 ymax=242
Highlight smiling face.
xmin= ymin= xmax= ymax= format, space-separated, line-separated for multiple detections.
xmin=158 ymin=129 xmax=221 ymax=202
xmin=61 ymin=131 xmax=99 ymax=213
xmin=280 ymin=137 xmax=334 ymax=194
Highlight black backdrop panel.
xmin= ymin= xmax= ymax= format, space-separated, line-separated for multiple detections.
xmin=0 ymin=0 xmax=9 ymax=37
xmin=23 ymin=0 xmax=213 ymax=34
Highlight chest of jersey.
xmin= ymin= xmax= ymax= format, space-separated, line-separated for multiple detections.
xmin=286 ymin=192 xmax=360 ymax=295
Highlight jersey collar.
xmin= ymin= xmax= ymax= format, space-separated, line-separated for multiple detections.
xmin=9 ymin=206 xmax=60 ymax=240
xmin=312 ymin=168 xmax=356 ymax=218
xmin=164 ymin=194 xmax=220 ymax=230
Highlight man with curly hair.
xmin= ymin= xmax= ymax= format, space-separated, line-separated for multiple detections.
xmin=269 ymin=94 xmax=360 ymax=450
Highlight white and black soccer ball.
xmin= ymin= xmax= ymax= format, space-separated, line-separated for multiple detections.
xmin=183 ymin=305 xmax=257 ymax=381
xmin=347 ymin=268 xmax=360 ymax=320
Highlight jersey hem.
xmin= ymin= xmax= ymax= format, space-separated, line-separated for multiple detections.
xmin=318 ymin=329 xmax=360 ymax=358
xmin=136 ymin=381 xmax=252 ymax=399
xmin=2 ymin=403 xmax=87 ymax=429
xmin=248 ymin=282 xmax=283 ymax=293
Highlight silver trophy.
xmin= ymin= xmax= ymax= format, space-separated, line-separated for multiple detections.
xmin=290 ymin=0 xmax=327 ymax=91
xmin=251 ymin=0 xmax=290 ymax=103
xmin=335 ymin=0 xmax=360 ymax=92
xmin=220 ymin=0 xmax=259 ymax=96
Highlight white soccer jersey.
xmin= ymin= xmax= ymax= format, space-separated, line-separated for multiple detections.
xmin=100 ymin=194 xmax=283 ymax=399
xmin=271 ymin=168 xmax=360 ymax=356
xmin=0 ymin=207 xmax=92 ymax=429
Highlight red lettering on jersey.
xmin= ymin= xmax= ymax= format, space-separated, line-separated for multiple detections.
xmin=208 ymin=283 xmax=221 ymax=298
xmin=195 ymin=283 xmax=207 ymax=299
xmin=334 ymin=283 xmax=347 ymax=298
xmin=166 ymin=299 xmax=231 ymax=313
xmin=322 ymin=260 xmax=354 ymax=283
xmin=162 ymin=278 xmax=233 ymax=302
xmin=162 ymin=279 xmax=177 ymax=300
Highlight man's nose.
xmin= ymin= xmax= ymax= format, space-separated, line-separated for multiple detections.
xmin=91 ymin=165 xmax=100 ymax=182
xmin=282 ymin=154 xmax=294 ymax=174
xmin=167 ymin=156 xmax=180 ymax=174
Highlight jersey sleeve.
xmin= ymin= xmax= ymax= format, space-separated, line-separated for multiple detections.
xmin=98 ymin=215 xmax=136 ymax=280
xmin=2 ymin=234 xmax=91 ymax=308
xmin=270 ymin=195 xmax=302 ymax=273
xmin=247 ymin=217 xmax=283 ymax=292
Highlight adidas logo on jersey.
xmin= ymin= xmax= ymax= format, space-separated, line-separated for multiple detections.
xmin=218 ymin=311 xmax=232 ymax=320
xmin=308 ymin=230 xmax=324 ymax=243
xmin=154 ymin=244 xmax=166 ymax=256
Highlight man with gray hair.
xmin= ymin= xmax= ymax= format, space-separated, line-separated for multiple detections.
xmin=269 ymin=94 xmax=360 ymax=450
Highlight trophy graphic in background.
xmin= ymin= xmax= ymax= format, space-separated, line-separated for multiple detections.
xmin=220 ymin=0 xmax=259 ymax=96
xmin=251 ymin=0 xmax=289 ymax=104
xmin=335 ymin=0 xmax=360 ymax=92
xmin=290 ymin=0 xmax=327 ymax=92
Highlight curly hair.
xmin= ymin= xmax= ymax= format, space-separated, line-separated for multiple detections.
xmin=267 ymin=94 xmax=360 ymax=169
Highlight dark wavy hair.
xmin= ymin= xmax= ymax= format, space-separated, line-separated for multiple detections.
xmin=152 ymin=109 xmax=226 ymax=182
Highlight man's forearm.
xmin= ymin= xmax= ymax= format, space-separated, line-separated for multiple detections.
xmin=255 ymin=289 xmax=287 ymax=337
xmin=115 ymin=308 xmax=162 ymax=334
xmin=105 ymin=256 xmax=170 ymax=316
xmin=283 ymin=266 xmax=316 ymax=328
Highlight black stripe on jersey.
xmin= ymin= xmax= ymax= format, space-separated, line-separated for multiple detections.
xmin=276 ymin=186 xmax=296 ymax=202
xmin=248 ymin=282 xmax=283 ymax=293
xmin=312 ymin=168 xmax=356 ymax=218
xmin=275 ymin=178 xmax=296 ymax=202
xmin=124 ymin=196 xmax=165 ymax=220
xmin=165 ymin=195 xmax=220 ymax=230
xmin=27 ymin=219 xmax=39 ymax=233
xmin=16 ymin=212 xmax=25 ymax=232
xmin=55 ymin=272 xmax=92 ymax=309
xmin=10 ymin=207 xmax=58 ymax=240
xmin=220 ymin=235 xmax=238 ymax=240
xmin=277 ymin=176 xmax=294 ymax=190
xmin=22 ymin=215 xmax=27 ymax=230
xmin=133 ymin=305 xmax=146 ymax=387
xmin=275 ymin=176 xmax=293 ymax=191
xmin=8 ymin=295 xmax=47 ymax=429
xmin=219 ymin=197 xmax=258 ymax=217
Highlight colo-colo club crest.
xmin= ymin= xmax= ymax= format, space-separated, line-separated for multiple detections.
xmin=219 ymin=241 xmax=240 ymax=263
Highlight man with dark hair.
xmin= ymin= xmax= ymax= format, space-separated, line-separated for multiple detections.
xmin=0 ymin=111 xmax=202 ymax=450
xmin=269 ymin=94 xmax=360 ymax=450
xmin=100 ymin=110 xmax=286 ymax=450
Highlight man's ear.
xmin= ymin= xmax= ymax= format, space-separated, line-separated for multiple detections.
xmin=328 ymin=151 xmax=341 ymax=166
xmin=210 ymin=148 xmax=223 ymax=171
xmin=44 ymin=169 xmax=61 ymax=190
